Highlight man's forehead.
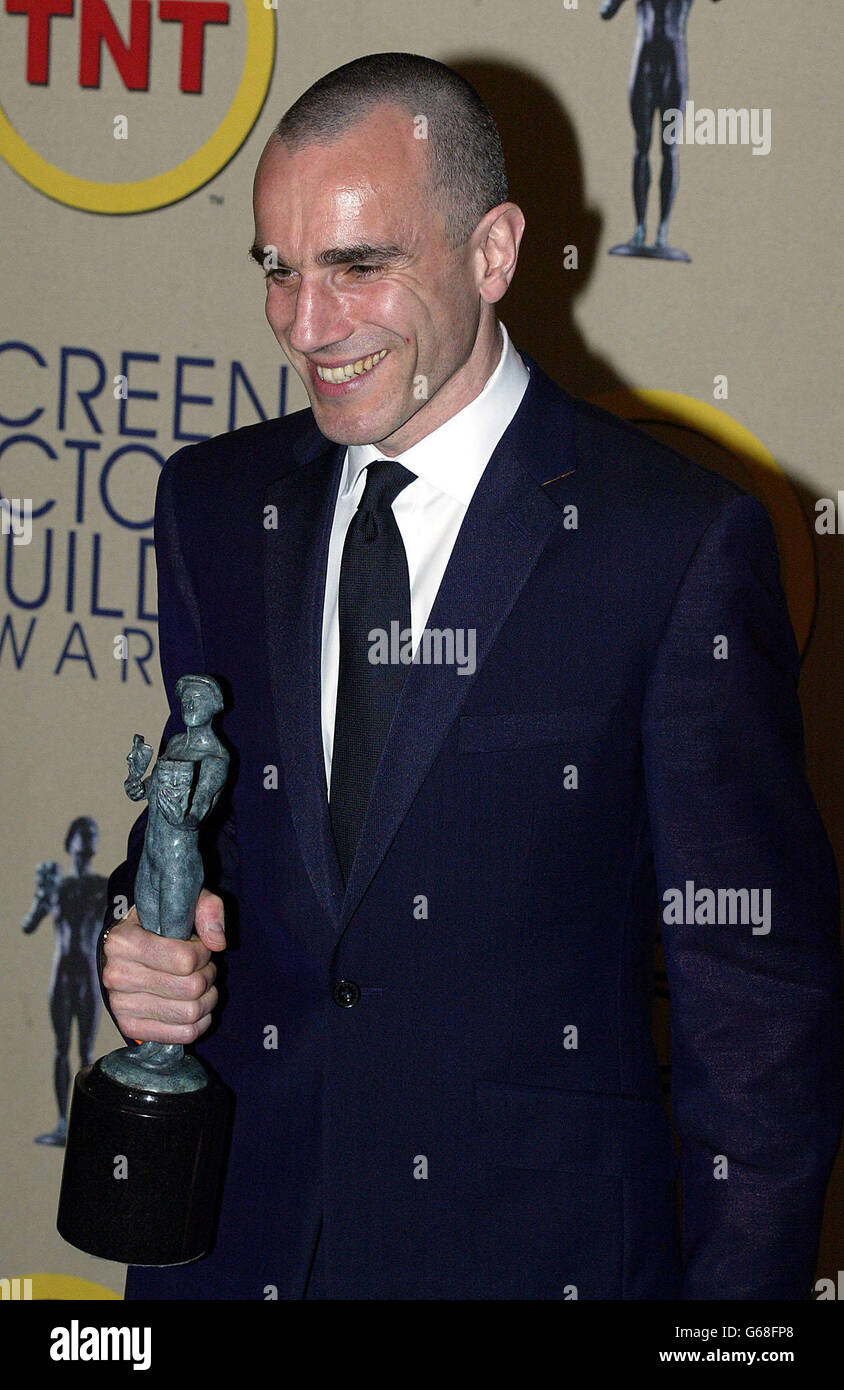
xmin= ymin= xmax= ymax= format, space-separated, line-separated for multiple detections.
xmin=252 ymin=110 xmax=444 ymax=262
xmin=255 ymin=114 xmax=428 ymax=212
xmin=254 ymin=178 xmax=421 ymax=266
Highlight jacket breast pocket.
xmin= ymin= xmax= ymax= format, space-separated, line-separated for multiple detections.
xmin=457 ymin=700 xmax=620 ymax=754
xmin=474 ymin=1081 xmax=678 ymax=1180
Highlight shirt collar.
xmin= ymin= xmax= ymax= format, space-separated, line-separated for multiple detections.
xmin=342 ymin=320 xmax=529 ymax=506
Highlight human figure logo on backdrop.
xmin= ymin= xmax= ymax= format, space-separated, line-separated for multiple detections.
xmin=601 ymin=0 xmax=723 ymax=261
xmin=21 ymin=818 xmax=106 ymax=1146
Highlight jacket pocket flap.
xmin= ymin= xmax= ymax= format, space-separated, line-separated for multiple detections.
xmin=475 ymin=1081 xmax=678 ymax=1179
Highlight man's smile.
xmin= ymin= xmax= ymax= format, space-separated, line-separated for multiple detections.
xmin=308 ymin=348 xmax=390 ymax=395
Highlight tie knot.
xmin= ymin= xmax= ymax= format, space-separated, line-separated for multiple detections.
xmin=358 ymin=458 xmax=415 ymax=514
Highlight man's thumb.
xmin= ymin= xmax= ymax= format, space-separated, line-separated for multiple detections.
xmin=194 ymin=890 xmax=226 ymax=949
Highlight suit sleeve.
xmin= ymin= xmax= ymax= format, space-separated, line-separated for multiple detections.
xmin=642 ymin=491 xmax=844 ymax=1300
xmin=97 ymin=449 xmax=240 ymax=1025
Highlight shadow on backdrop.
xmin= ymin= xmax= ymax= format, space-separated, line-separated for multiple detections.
xmin=448 ymin=56 xmax=844 ymax=1282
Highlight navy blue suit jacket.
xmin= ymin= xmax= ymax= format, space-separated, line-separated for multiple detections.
xmin=105 ymin=353 xmax=843 ymax=1299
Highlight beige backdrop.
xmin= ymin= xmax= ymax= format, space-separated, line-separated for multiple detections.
xmin=1 ymin=0 xmax=841 ymax=1298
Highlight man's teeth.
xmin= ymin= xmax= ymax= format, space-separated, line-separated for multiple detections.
xmin=315 ymin=349 xmax=388 ymax=383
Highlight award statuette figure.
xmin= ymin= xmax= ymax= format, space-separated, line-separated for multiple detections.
xmin=601 ymin=0 xmax=723 ymax=262
xmin=57 ymin=675 xmax=233 ymax=1266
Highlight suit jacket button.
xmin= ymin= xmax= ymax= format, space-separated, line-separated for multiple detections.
xmin=332 ymin=979 xmax=361 ymax=1008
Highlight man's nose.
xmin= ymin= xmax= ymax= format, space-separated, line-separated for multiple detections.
xmin=285 ymin=277 xmax=354 ymax=357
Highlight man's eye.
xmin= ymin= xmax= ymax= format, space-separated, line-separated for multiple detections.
xmin=265 ymin=266 xmax=379 ymax=284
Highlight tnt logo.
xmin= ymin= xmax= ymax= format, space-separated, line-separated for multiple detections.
xmin=0 ymin=0 xmax=275 ymax=212
xmin=0 ymin=1277 xmax=33 ymax=1299
xmin=7 ymin=0 xmax=230 ymax=93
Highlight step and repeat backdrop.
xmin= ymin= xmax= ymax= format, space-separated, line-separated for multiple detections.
xmin=1 ymin=1 xmax=841 ymax=1299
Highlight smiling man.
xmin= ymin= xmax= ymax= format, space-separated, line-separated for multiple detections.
xmin=249 ymin=96 xmax=520 ymax=454
xmin=100 ymin=52 xmax=843 ymax=1301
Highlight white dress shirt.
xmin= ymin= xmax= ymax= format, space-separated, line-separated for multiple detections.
xmin=321 ymin=319 xmax=530 ymax=794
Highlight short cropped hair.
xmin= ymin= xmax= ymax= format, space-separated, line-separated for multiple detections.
xmin=273 ymin=52 xmax=509 ymax=248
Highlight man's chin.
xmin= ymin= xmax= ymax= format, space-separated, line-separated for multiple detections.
xmin=308 ymin=398 xmax=411 ymax=449
xmin=313 ymin=419 xmax=395 ymax=447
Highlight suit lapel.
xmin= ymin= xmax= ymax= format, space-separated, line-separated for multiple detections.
xmin=263 ymin=435 xmax=347 ymax=951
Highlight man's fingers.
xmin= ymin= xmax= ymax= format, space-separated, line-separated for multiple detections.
xmin=114 ymin=983 xmax=218 ymax=1030
xmin=104 ymin=914 xmax=212 ymax=974
xmin=114 ymin=1010 xmax=216 ymax=1047
xmin=102 ymin=896 xmax=223 ymax=1045
xmin=102 ymin=955 xmax=216 ymax=1002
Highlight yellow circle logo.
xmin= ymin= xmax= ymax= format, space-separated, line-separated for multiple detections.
xmin=0 ymin=0 xmax=275 ymax=214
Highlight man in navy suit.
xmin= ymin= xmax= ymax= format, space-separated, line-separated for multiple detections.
xmin=100 ymin=52 xmax=843 ymax=1299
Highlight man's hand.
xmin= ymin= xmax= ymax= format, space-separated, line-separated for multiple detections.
xmin=101 ymin=888 xmax=225 ymax=1044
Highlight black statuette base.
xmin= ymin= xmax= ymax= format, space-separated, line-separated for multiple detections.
xmin=57 ymin=1059 xmax=231 ymax=1266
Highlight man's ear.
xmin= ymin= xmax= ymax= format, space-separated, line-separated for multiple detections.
xmin=474 ymin=203 xmax=526 ymax=304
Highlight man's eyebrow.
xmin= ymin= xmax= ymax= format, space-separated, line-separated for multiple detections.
xmin=248 ymin=241 xmax=406 ymax=269
xmin=316 ymin=243 xmax=406 ymax=267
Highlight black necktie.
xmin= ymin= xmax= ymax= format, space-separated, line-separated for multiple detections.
xmin=329 ymin=458 xmax=416 ymax=882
